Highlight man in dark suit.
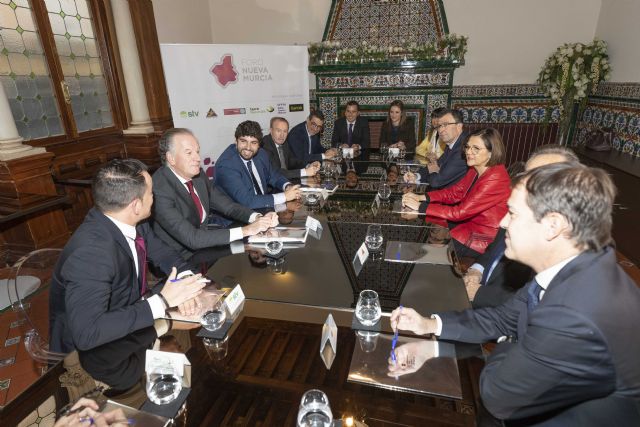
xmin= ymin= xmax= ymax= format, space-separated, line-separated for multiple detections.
xmin=49 ymin=159 xmax=206 ymax=389
xmin=262 ymin=117 xmax=320 ymax=179
xmin=465 ymin=145 xmax=580 ymax=308
xmin=152 ymin=128 xmax=276 ymax=258
xmin=391 ymin=163 xmax=640 ymax=425
xmin=287 ymin=111 xmax=338 ymax=164
xmin=216 ymin=120 xmax=301 ymax=209
xmin=331 ymin=100 xmax=370 ymax=159
xmin=404 ymin=108 xmax=468 ymax=189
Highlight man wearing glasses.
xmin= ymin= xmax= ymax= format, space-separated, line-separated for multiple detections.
xmin=287 ymin=110 xmax=338 ymax=164
xmin=405 ymin=108 xmax=468 ymax=189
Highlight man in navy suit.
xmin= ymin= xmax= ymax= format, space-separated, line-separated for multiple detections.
xmin=262 ymin=117 xmax=320 ymax=179
xmin=49 ymin=159 xmax=206 ymax=390
xmin=331 ymin=100 xmax=370 ymax=159
xmin=216 ymin=120 xmax=301 ymax=209
xmin=391 ymin=163 xmax=640 ymax=425
xmin=404 ymin=108 xmax=468 ymax=189
xmin=287 ymin=111 xmax=338 ymax=164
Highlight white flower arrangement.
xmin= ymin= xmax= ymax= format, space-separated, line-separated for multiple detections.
xmin=307 ymin=34 xmax=468 ymax=65
xmin=538 ymin=39 xmax=610 ymax=141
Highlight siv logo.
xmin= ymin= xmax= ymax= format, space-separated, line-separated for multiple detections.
xmin=210 ymin=54 xmax=238 ymax=87
xmin=180 ymin=110 xmax=199 ymax=118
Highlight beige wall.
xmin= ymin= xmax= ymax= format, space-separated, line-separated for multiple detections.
xmin=152 ymin=0 xmax=628 ymax=86
xmin=152 ymin=0 xmax=213 ymax=44
xmin=595 ymin=0 xmax=640 ymax=82
xmin=444 ymin=0 xmax=601 ymax=85
xmin=208 ymin=0 xmax=331 ymax=45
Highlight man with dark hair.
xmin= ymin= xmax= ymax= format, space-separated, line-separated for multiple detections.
xmin=287 ymin=111 xmax=338 ymax=164
xmin=216 ymin=120 xmax=301 ymax=209
xmin=49 ymin=159 xmax=206 ymax=390
xmin=262 ymin=117 xmax=320 ymax=179
xmin=405 ymin=108 xmax=468 ymax=189
xmin=152 ymin=128 xmax=276 ymax=258
xmin=465 ymin=145 xmax=581 ymax=308
xmin=416 ymin=107 xmax=447 ymax=159
xmin=391 ymin=163 xmax=640 ymax=425
xmin=331 ymin=100 xmax=370 ymax=159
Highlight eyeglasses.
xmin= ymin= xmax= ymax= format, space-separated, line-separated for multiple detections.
xmin=464 ymin=145 xmax=486 ymax=155
xmin=435 ymin=122 xmax=460 ymax=130
xmin=309 ymin=121 xmax=323 ymax=130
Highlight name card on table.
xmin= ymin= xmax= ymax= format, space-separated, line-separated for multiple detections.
xmin=371 ymin=194 xmax=381 ymax=216
xmin=352 ymin=242 xmax=369 ymax=276
xmin=225 ymin=284 xmax=245 ymax=317
xmin=388 ymin=147 xmax=400 ymax=158
xmin=305 ymin=215 xmax=322 ymax=232
xmin=145 ymin=349 xmax=191 ymax=387
xmin=342 ymin=147 xmax=354 ymax=159
xmin=320 ymin=314 xmax=338 ymax=369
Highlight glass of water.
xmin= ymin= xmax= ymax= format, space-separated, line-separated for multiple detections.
xmin=146 ymin=363 xmax=182 ymax=405
xmin=378 ymin=183 xmax=391 ymax=201
xmin=365 ymin=224 xmax=384 ymax=252
xmin=297 ymin=389 xmax=333 ymax=427
xmin=200 ymin=300 xmax=227 ymax=331
xmin=355 ymin=290 xmax=382 ymax=326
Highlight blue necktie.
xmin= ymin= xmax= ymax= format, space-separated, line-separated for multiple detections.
xmin=246 ymin=160 xmax=263 ymax=195
xmin=347 ymin=123 xmax=353 ymax=146
xmin=481 ymin=237 xmax=507 ymax=285
xmin=526 ymin=279 xmax=543 ymax=312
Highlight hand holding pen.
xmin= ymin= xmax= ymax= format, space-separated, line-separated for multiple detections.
xmin=390 ymin=305 xmax=402 ymax=365
xmin=54 ymin=398 xmax=133 ymax=427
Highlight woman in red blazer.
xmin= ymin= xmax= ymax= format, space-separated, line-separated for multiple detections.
xmin=403 ymin=127 xmax=511 ymax=257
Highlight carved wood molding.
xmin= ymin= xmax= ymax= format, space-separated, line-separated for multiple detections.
xmin=128 ymin=0 xmax=173 ymax=132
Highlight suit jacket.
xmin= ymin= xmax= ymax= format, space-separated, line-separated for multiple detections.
xmin=49 ymin=208 xmax=185 ymax=355
xmin=426 ymin=165 xmax=510 ymax=254
xmin=471 ymin=228 xmax=533 ymax=309
xmin=261 ymin=134 xmax=305 ymax=179
xmin=420 ymin=131 xmax=469 ymax=189
xmin=331 ymin=116 xmax=370 ymax=157
xmin=152 ymin=166 xmax=254 ymax=257
xmin=215 ymin=143 xmax=290 ymax=209
xmin=380 ymin=118 xmax=416 ymax=152
xmin=439 ymin=247 xmax=640 ymax=425
xmin=287 ymin=121 xmax=325 ymax=163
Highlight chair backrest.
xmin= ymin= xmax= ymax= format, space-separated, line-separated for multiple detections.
xmin=11 ymin=248 xmax=66 ymax=363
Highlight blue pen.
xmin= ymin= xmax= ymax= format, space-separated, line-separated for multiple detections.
xmin=390 ymin=305 xmax=403 ymax=363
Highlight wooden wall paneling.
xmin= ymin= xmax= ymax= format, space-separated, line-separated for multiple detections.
xmin=128 ymin=0 xmax=174 ymax=132
xmin=124 ymin=133 xmax=162 ymax=171
xmin=0 ymin=154 xmax=70 ymax=262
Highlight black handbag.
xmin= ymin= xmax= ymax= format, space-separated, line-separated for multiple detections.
xmin=585 ymin=128 xmax=613 ymax=152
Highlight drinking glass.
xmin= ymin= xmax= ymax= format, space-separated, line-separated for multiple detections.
xmin=365 ymin=224 xmax=384 ymax=252
xmin=146 ymin=363 xmax=182 ymax=405
xmin=355 ymin=289 xmax=382 ymax=326
xmin=297 ymin=389 xmax=333 ymax=427
xmin=357 ymin=330 xmax=380 ymax=353
xmin=378 ymin=183 xmax=391 ymax=201
xmin=265 ymin=240 xmax=284 ymax=255
xmin=200 ymin=300 xmax=227 ymax=331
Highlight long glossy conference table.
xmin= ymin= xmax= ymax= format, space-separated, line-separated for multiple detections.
xmin=178 ymin=161 xmax=484 ymax=427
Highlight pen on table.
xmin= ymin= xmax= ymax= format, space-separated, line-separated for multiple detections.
xmin=390 ymin=305 xmax=403 ymax=364
xmin=79 ymin=417 xmax=136 ymax=425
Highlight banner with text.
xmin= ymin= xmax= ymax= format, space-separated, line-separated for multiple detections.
xmin=160 ymin=44 xmax=309 ymax=173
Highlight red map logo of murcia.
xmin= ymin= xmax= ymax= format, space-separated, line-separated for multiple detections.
xmin=210 ymin=54 xmax=238 ymax=87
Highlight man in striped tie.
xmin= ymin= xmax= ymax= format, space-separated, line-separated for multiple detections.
xmin=390 ymin=162 xmax=640 ymax=425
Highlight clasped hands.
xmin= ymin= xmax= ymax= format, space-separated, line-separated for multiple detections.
xmin=401 ymin=192 xmax=426 ymax=211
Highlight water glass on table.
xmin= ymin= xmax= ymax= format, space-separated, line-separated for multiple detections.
xmin=297 ymin=389 xmax=333 ymax=427
xmin=365 ymin=224 xmax=384 ymax=252
xmin=378 ymin=182 xmax=391 ymax=201
xmin=355 ymin=289 xmax=382 ymax=327
xmin=146 ymin=363 xmax=182 ymax=405
xmin=200 ymin=299 xmax=227 ymax=332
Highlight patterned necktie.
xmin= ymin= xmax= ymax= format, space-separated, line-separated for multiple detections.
xmin=185 ymin=180 xmax=204 ymax=223
xmin=134 ymin=233 xmax=147 ymax=296
xmin=276 ymin=144 xmax=287 ymax=168
xmin=348 ymin=123 xmax=353 ymax=146
xmin=526 ymin=279 xmax=543 ymax=312
xmin=247 ymin=160 xmax=263 ymax=195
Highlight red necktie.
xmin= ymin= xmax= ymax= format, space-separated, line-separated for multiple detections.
xmin=186 ymin=180 xmax=204 ymax=222
xmin=134 ymin=234 xmax=147 ymax=295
